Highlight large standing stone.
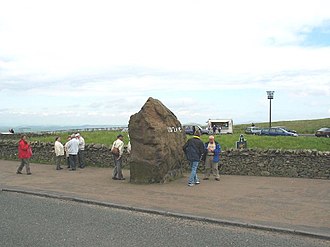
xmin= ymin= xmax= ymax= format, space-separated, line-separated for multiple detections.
xmin=128 ymin=97 xmax=186 ymax=183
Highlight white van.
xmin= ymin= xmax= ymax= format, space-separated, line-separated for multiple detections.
xmin=207 ymin=119 xmax=233 ymax=134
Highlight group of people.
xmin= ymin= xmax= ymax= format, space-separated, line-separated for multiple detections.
xmin=16 ymin=133 xmax=85 ymax=174
xmin=16 ymin=133 xmax=130 ymax=182
xmin=211 ymin=125 xmax=222 ymax=135
xmin=17 ymin=131 xmax=219 ymax=187
xmin=183 ymin=130 xmax=221 ymax=187
xmin=54 ymin=133 xmax=86 ymax=171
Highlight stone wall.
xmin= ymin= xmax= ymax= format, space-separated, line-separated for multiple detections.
xmin=1 ymin=140 xmax=329 ymax=179
xmin=0 ymin=140 xmax=129 ymax=168
xmin=220 ymin=148 xmax=330 ymax=179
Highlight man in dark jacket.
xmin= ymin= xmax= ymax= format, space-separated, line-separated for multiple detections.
xmin=183 ymin=130 xmax=205 ymax=187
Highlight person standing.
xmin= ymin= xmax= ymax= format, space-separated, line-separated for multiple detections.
xmin=212 ymin=125 xmax=217 ymax=134
xmin=218 ymin=126 xmax=222 ymax=135
xmin=66 ymin=134 xmax=79 ymax=171
xmin=54 ymin=136 xmax=64 ymax=170
xmin=75 ymin=133 xmax=86 ymax=168
xmin=111 ymin=134 xmax=125 ymax=180
xmin=64 ymin=135 xmax=71 ymax=168
xmin=203 ymin=135 xmax=221 ymax=181
xmin=183 ymin=130 xmax=205 ymax=187
xmin=17 ymin=135 xmax=32 ymax=175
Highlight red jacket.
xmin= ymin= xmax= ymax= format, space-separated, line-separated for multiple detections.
xmin=18 ymin=139 xmax=32 ymax=159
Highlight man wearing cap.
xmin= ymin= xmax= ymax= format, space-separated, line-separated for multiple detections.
xmin=183 ymin=130 xmax=205 ymax=187
xmin=111 ymin=134 xmax=125 ymax=180
xmin=203 ymin=135 xmax=221 ymax=181
xmin=75 ymin=133 xmax=86 ymax=169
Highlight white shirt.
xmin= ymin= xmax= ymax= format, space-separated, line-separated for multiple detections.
xmin=54 ymin=140 xmax=64 ymax=156
xmin=112 ymin=139 xmax=124 ymax=156
xmin=78 ymin=136 xmax=85 ymax=150
xmin=66 ymin=138 xmax=79 ymax=155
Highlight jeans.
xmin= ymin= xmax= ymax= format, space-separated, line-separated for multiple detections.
xmin=69 ymin=154 xmax=78 ymax=170
xmin=112 ymin=155 xmax=123 ymax=179
xmin=78 ymin=150 xmax=85 ymax=168
xmin=66 ymin=156 xmax=70 ymax=168
xmin=188 ymin=161 xmax=199 ymax=184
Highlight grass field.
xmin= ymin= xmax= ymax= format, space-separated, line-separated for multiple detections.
xmin=30 ymin=124 xmax=330 ymax=151
xmin=209 ymin=134 xmax=330 ymax=151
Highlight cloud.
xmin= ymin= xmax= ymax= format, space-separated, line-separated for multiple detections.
xmin=0 ymin=0 xmax=330 ymax=126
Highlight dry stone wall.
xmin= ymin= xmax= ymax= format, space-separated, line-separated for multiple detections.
xmin=0 ymin=140 xmax=128 ymax=168
xmin=1 ymin=140 xmax=329 ymax=180
xmin=220 ymin=148 xmax=330 ymax=179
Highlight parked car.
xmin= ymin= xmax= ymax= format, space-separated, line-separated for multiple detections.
xmin=260 ymin=127 xmax=298 ymax=137
xmin=245 ymin=126 xmax=261 ymax=135
xmin=273 ymin=126 xmax=297 ymax=134
xmin=184 ymin=125 xmax=209 ymax=135
xmin=315 ymin=128 xmax=330 ymax=138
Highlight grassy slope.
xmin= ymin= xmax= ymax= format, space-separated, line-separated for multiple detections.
xmin=234 ymin=118 xmax=330 ymax=134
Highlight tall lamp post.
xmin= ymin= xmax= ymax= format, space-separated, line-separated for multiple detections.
xmin=266 ymin=91 xmax=274 ymax=129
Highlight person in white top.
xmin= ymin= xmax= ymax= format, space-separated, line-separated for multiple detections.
xmin=54 ymin=136 xmax=64 ymax=170
xmin=75 ymin=133 xmax=86 ymax=168
xmin=66 ymin=134 xmax=79 ymax=171
xmin=111 ymin=134 xmax=125 ymax=180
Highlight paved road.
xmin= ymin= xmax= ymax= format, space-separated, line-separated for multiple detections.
xmin=0 ymin=192 xmax=329 ymax=247
xmin=1 ymin=160 xmax=329 ymax=239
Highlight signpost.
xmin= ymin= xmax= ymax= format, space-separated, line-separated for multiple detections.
xmin=236 ymin=134 xmax=247 ymax=149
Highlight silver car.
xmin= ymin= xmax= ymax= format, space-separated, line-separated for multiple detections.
xmin=245 ymin=127 xmax=261 ymax=135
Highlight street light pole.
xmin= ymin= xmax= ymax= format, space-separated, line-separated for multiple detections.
xmin=266 ymin=91 xmax=274 ymax=129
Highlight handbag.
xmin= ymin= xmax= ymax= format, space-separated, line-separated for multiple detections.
xmin=28 ymin=146 xmax=33 ymax=156
xmin=111 ymin=146 xmax=119 ymax=156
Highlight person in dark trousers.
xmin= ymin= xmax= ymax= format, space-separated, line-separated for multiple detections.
xmin=183 ymin=130 xmax=205 ymax=187
xmin=111 ymin=134 xmax=125 ymax=180
xmin=17 ymin=135 xmax=32 ymax=175
xmin=75 ymin=133 xmax=85 ymax=168
xmin=66 ymin=134 xmax=79 ymax=171
xmin=212 ymin=125 xmax=217 ymax=134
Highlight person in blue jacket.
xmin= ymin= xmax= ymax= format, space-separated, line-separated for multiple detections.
xmin=183 ymin=130 xmax=205 ymax=187
xmin=203 ymin=135 xmax=221 ymax=181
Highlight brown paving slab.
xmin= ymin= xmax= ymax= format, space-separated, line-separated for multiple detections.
xmin=1 ymin=159 xmax=329 ymax=235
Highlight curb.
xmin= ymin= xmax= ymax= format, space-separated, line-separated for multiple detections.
xmin=2 ymin=187 xmax=330 ymax=241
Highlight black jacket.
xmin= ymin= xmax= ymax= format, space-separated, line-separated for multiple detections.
xmin=183 ymin=136 xmax=205 ymax=162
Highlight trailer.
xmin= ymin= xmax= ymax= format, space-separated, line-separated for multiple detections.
xmin=207 ymin=119 xmax=233 ymax=134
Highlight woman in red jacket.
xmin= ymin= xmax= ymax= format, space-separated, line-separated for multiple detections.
xmin=17 ymin=135 xmax=32 ymax=175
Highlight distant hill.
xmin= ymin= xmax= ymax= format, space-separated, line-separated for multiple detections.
xmin=0 ymin=124 xmax=127 ymax=133
xmin=234 ymin=118 xmax=330 ymax=134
